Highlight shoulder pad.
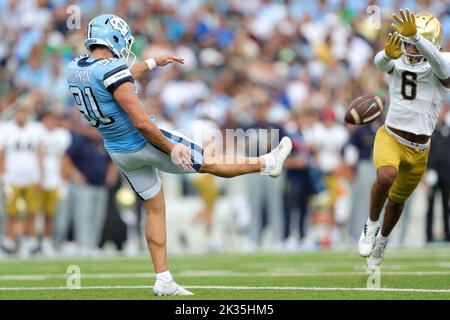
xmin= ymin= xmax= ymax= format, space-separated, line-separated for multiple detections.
xmin=97 ymin=58 xmax=120 ymax=67
xmin=73 ymin=54 xmax=89 ymax=62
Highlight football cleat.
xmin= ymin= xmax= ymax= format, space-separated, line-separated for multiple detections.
xmin=0 ymin=237 xmax=16 ymax=255
xmin=18 ymin=237 xmax=39 ymax=258
xmin=366 ymin=237 xmax=388 ymax=272
xmin=268 ymin=137 xmax=293 ymax=178
xmin=358 ymin=222 xmax=380 ymax=257
xmin=41 ymin=238 xmax=55 ymax=258
xmin=152 ymin=279 xmax=194 ymax=296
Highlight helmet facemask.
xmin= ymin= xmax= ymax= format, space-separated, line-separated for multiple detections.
xmin=401 ymin=39 xmax=424 ymax=65
xmin=120 ymin=35 xmax=136 ymax=68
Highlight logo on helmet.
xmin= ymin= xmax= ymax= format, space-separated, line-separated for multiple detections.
xmin=109 ymin=17 xmax=129 ymax=37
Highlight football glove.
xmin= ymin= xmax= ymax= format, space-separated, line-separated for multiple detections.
xmin=392 ymin=9 xmax=417 ymax=38
xmin=384 ymin=32 xmax=403 ymax=59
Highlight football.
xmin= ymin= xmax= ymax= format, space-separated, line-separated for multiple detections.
xmin=344 ymin=95 xmax=384 ymax=125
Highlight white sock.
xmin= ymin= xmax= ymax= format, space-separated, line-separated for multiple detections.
xmin=156 ymin=271 xmax=173 ymax=283
xmin=366 ymin=218 xmax=380 ymax=228
xmin=377 ymin=233 xmax=388 ymax=243
xmin=28 ymin=237 xmax=38 ymax=247
xmin=3 ymin=237 xmax=15 ymax=250
xmin=261 ymin=153 xmax=276 ymax=173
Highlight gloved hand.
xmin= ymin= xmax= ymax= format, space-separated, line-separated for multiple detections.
xmin=392 ymin=9 xmax=417 ymax=39
xmin=384 ymin=32 xmax=403 ymax=59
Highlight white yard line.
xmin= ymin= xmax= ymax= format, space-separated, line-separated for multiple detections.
xmin=0 ymin=284 xmax=449 ymax=294
xmin=177 ymin=270 xmax=450 ymax=277
xmin=2 ymin=270 xmax=450 ymax=281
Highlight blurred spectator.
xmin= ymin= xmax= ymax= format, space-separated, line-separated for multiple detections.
xmin=244 ymin=102 xmax=285 ymax=250
xmin=189 ymin=113 xmax=221 ymax=250
xmin=425 ymin=107 xmax=450 ymax=243
xmin=40 ymin=111 xmax=71 ymax=256
xmin=283 ymin=110 xmax=326 ymax=249
xmin=345 ymin=121 xmax=380 ymax=241
xmin=306 ymin=108 xmax=348 ymax=211
xmin=60 ymin=125 xmax=117 ymax=256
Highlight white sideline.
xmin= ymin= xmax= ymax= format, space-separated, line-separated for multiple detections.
xmin=0 ymin=285 xmax=450 ymax=294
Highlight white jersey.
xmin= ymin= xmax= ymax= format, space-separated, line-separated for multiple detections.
xmin=306 ymin=123 xmax=349 ymax=174
xmin=41 ymin=127 xmax=72 ymax=190
xmin=386 ymin=53 xmax=450 ymax=136
xmin=1 ymin=121 xmax=44 ymax=187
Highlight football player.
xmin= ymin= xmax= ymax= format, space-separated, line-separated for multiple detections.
xmin=67 ymin=14 xmax=292 ymax=296
xmin=40 ymin=112 xmax=71 ymax=256
xmin=0 ymin=108 xmax=43 ymax=256
xmin=359 ymin=9 xmax=450 ymax=271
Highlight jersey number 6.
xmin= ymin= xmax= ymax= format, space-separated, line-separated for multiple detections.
xmin=401 ymin=71 xmax=417 ymax=101
xmin=69 ymin=86 xmax=115 ymax=127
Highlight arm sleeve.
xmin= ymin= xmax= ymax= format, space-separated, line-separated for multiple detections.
xmin=374 ymin=50 xmax=395 ymax=73
xmin=412 ymin=34 xmax=450 ymax=80
xmin=101 ymin=60 xmax=135 ymax=94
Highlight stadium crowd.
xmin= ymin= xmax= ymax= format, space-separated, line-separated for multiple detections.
xmin=1 ymin=0 xmax=450 ymax=257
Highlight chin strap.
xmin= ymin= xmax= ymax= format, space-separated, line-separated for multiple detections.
xmin=410 ymin=34 xmax=450 ymax=80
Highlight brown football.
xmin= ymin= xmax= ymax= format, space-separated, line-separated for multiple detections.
xmin=344 ymin=95 xmax=384 ymax=125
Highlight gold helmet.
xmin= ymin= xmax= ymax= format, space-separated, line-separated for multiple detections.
xmin=402 ymin=12 xmax=443 ymax=64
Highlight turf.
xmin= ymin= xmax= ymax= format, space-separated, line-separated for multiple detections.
xmin=1 ymin=248 xmax=450 ymax=300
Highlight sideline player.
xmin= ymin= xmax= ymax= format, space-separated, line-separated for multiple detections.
xmin=0 ymin=108 xmax=43 ymax=256
xmin=359 ymin=9 xmax=450 ymax=271
xmin=40 ymin=112 xmax=71 ymax=256
xmin=67 ymin=14 xmax=292 ymax=296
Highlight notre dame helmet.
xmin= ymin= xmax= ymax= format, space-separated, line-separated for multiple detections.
xmin=402 ymin=12 xmax=443 ymax=64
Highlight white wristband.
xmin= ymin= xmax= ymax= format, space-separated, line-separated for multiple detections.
xmin=382 ymin=52 xmax=392 ymax=61
xmin=145 ymin=58 xmax=157 ymax=70
xmin=409 ymin=33 xmax=421 ymax=43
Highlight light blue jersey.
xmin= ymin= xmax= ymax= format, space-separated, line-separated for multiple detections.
xmin=67 ymin=55 xmax=147 ymax=153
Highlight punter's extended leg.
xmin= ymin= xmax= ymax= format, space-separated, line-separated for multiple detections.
xmin=200 ymin=137 xmax=292 ymax=178
xmin=199 ymin=155 xmax=263 ymax=177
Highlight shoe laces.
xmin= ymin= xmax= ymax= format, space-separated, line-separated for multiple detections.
xmin=363 ymin=224 xmax=379 ymax=244
xmin=372 ymin=239 xmax=387 ymax=259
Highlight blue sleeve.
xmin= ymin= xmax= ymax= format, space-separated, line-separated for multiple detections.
xmin=95 ymin=59 xmax=134 ymax=94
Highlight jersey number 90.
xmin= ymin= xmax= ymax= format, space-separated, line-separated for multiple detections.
xmin=70 ymin=86 xmax=115 ymax=127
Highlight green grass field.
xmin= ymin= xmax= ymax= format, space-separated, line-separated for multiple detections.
xmin=1 ymin=248 xmax=450 ymax=300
